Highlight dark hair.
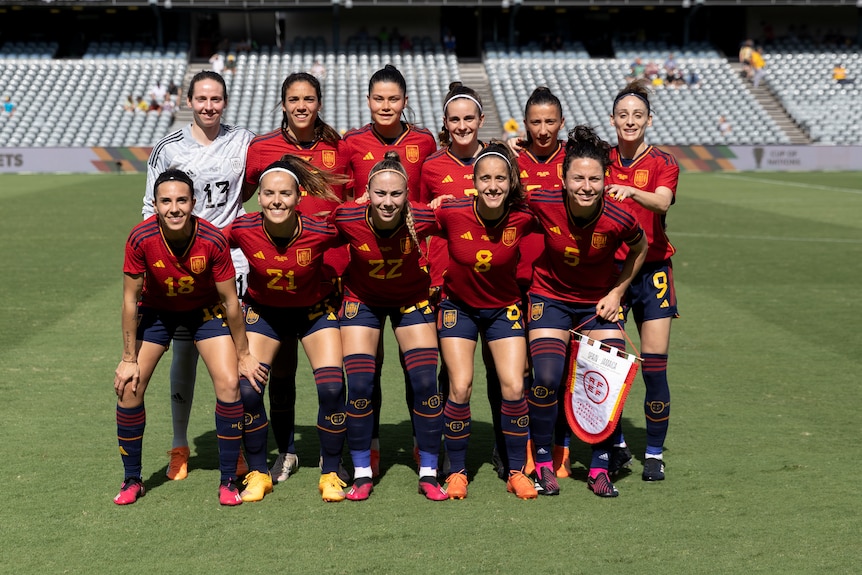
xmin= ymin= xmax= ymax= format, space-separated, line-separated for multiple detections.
xmin=187 ymin=70 xmax=228 ymax=104
xmin=154 ymin=169 xmax=194 ymax=199
xmin=367 ymin=151 xmax=419 ymax=249
xmin=259 ymin=155 xmax=345 ymax=204
xmin=523 ymin=86 xmax=564 ymax=147
xmin=612 ymin=79 xmax=651 ymax=116
xmin=473 ymin=141 xmax=524 ymax=207
xmin=562 ymin=125 xmax=612 ymax=179
xmin=439 ymin=82 xmax=483 ymax=147
xmin=280 ymin=72 xmax=341 ymax=146
xmin=368 ymin=64 xmax=407 ymax=96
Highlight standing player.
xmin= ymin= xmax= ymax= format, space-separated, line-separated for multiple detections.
xmin=341 ymin=65 xmax=438 ymax=472
xmin=114 ymin=169 xmax=266 ymax=506
xmin=226 ymin=157 xmax=350 ymax=502
xmin=144 ymin=71 xmax=254 ymax=482
xmin=332 ymin=152 xmax=446 ymax=501
xmin=434 ymin=143 xmax=537 ymax=500
xmin=605 ymin=80 xmax=680 ymax=482
xmin=526 ymin=126 xmax=647 ymax=498
xmin=242 ymin=72 xmax=349 ymax=483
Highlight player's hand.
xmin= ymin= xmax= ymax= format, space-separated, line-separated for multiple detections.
xmin=354 ymin=191 xmax=370 ymax=204
xmin=605 ymin=184 xmax=637 ymax=202
xmin=595 ymin=293 xmax=622 ymax=322
xmin=238 ymin=353 xmax=268 ymax=393
xmin=428 ymin=286 xmax=442 ymax=306
xmin=428 ymin=194 xmax=456 ymax=210
xmin=114 ymin=360 xmax=140 ymax=398
xmin=505 ymin=137 xmax=527 ymax=156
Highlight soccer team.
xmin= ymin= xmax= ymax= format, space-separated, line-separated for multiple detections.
xmin=113 ymin=63 xmax=679 ymax=505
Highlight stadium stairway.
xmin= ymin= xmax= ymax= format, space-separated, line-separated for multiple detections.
xmin=457 ymin=60 xmax=504 ymax=143
xmin=728 ymin=61 xmax=810 ymax=144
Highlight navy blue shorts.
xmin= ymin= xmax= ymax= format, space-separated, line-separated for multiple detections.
xmin=244 ymin=296 xmax=339 ymax=341
xmin=623 ymin=260 xmax=679 ymax=323
xmin=338 ymin=298 xmax=435 ymax=330
xmin=137 ymin=304 xmax=230 ymax=346
xmin=437 ymin=298 xmax=524 ymax=342
xmin=526 ymin=293 xmax=621 ymax=333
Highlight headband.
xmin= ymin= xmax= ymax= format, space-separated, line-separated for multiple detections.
xmin=474 ymin=150 xmax=511 ymax=169
xmin=368 ymin=168 xmax=408 ymax=183
xmin=612 ymin=92 xmax=651 ymax=115
xmin=444 ymin=94 xmax=483 ymax=115
xmin=260 ymin=166 xmax=300 ymax=186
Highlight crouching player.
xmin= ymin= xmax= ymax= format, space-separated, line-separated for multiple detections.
xmin=113 ymin=169 xmax=266 ymax=506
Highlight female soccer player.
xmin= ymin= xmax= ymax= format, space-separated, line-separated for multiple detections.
xmin=115 ymin=169 xmax=266 ymax=506
xmin=605 ymin=80 xmax=680 ymax=482
xmin=144 ymin=71 xmax=254 ymax=482
xmin=434 ymin=143 xmax=537 ymax=500
xmin=242 ymin=72 xmax=349 ymax=484
xmin=341 ymin=64 xmax=438 ymax=472
xmin=333 ymin=152 xmax=446 ymax=502
xmin=526 ymin=126 xmax=647 ymax=498
xmin=226 ymin=157 xmax=349 ymax=502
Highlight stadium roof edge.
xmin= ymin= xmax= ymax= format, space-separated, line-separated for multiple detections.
xmin=3 ymin=0 xmax=860 ymax=7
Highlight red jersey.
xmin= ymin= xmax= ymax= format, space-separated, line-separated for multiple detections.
xmin=516 ymin=142 xmax=566 ymax=286
xmin=224 ymin=212 xmax=341 ymax=308
xmin=341 ymin=123 xmax=437 ymax=201
xmin=436 ymin=197 xmax=535 ymax=308
xmin=419 ymin=147 xmax=482 ymax=288
xmin=124 ymin=216 xmax=235 ymax=312
xmin=332 ymin=202 xmax=439 ymax=307
xmin=527 ymin=189 xmax=643 ymax=304
xmin=608 ymin=146 xmax=679 ymax=262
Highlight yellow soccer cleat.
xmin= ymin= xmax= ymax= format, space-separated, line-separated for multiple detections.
xmin=240 ymin=471 xmax=274 ymax=502
xmin=318 ymin=472 xmax=347 ymax=502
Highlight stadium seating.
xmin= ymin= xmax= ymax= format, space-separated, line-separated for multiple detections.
xmin=486 ymin=44 xmax=789 ymax=146
xmin=220 ymin=36 xmax=460 ymax=135
xmin=764 ymin=40 xmax=862 ymax=145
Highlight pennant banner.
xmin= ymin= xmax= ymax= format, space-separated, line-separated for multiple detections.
xmin=564 ymin=332 xmax=640 ymax=444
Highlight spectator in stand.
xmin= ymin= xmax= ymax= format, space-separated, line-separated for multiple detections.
xmin=210 ymin=53 xmax=225 ymax=75
xmin=2 ymin=96 xmax=14 ymax=116
xmin=150 ymin=81 xmax=167 ymax=106
xmin=683 ymin=68 xmax=700 ymax=87
xmin=443 ymin=28 xmax=456 ymax=52
xmin=644 ymin=60 xmax=660 ymax=80
xmin=226 ymin=55 xmax=237 ymax=75
xmin=833 ymin=63 xmax=854 ymax=85
xmin=750 ymin=46 xmax=766 ymax=88
xmin=739 ymin=40 xmax=754 ymax=80
xmin=136 ymin=96 xmax=149 ymax=112
xmin=663 ymin=53 xmax=678 ymax=76
xmin=630 ymin=57 xmax=645 ymax=79
xmin=718 ymin=115 xmax=732 ymax=135
xmin=123 ymin=95 xmax=135 ymax=112
xmin=167 ymin=81 xmax=180 ymax=104
xmin=310 ymin=60 xmax=327 ymax=81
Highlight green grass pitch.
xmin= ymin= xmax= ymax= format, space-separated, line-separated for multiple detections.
xmin=0 ymin=171 xmax=860 ymax=574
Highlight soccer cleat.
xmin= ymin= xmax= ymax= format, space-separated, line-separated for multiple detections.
xmin=418 ymin=477 xmax=448 ymax=501
xmin=318 ymin=455 xmax=351 ymax=484
xmin=236 ymin=451 xmax=249 ymax=477
xmin=270 ymin=452 xmax=300 ymax=483
xmin=491 ymin=447 xmax=507 ymax=480
xmin=608 ymin=445 xmax=633 ymax=477
xmin=166 ymin=446 xmax=190 ymax=480
xmin=113 ymin=477 xmax=145 ymax=505
xmin=552 ymin=445 xmax=571 ymax=479
xmin=346 ymin=479 xmax=374 ymax=501
xmin=506 ymin=471 xmax=538 ymax=500
xmin=642 ymin=458 xmax=666 ymax=481
xmin=587 ymin=471 xmax=620 ymax=497
xmin=240 ymin=471 xmax=273 ymax=502
xmin=219 ymin=479 xmax=243 ymax=506
xmin=534 ymin=466 xmax=560 ymax=496
xmin=445 ymin=472 xmax=468 ymax=500
xmin=319 ymin=472 xmax=347 ymax=502
xmin=370 ymin=448 xmax=380 ymax=478
xmin=524 ymin=438 xmax=536 ymax=477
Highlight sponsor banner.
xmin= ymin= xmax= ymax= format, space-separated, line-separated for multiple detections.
xmin=665 ymin=145 xmax=862 ymax=172
xmin=0 ymin=147 xmax=151 ymax=173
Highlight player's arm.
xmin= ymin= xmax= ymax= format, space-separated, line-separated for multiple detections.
xmin=596 ymin=233 xmax=647 ymax=321
xmin=215 ymin=279 xmax=267 ymax=389
xmin=606 ymin=184 xmax=673 ymax=215
xmin=241 ymin=180 xmax=258 ymax=203
xmin=114 ymin=273 xmax=144 ymax=397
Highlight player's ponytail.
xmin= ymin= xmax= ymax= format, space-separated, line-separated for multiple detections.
xmin=259 ymin=155 xmax=345 ymax=204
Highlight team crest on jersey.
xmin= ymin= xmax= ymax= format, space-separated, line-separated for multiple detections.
xmin=322 ymin=150 xmax=336 ymax=168
xmin=400 ymin=237 xmax=413 ymax=254
xmin=591 ymin=233 xmax=608 ymax=250
xmin=530 ymin=302 xmax=544 ymax=321
xmin=190 ymin=256 xmax=207 ymax=274
xmin=502 ymin=226 xmax=517 ymax=247
xmin=245 ymin=307 xmax=260 ymax=325
xmin=343 ymin=301 xmax=359 ymax=319
xmin=230 ymin=157 xmax=243 ymax=174
xmin=296 ymin=248 xmax=312 ymax=267
xmin=405 ymin=145 xmax=420 ymax=164
xmin=634 ymin=169 xmax=649 ymax=188
xmin=442 ymin=309 xmax=458 ymax=329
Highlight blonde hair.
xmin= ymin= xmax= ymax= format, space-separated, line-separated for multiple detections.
xmin=258 ymin=155 xmax=347 ymax=204
xmin=368 ymin=151 xmax=420 ymax=251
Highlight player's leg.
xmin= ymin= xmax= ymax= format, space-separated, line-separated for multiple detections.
xmin=268 ymin=340 xmax=300 ymax=482
xmin=638 ymin=316 xmax=672 ymax=481
xmin=439 ymin=335 xmax=477 ymax=500
xmin=166 ymin=327 xmax=198 ymax=480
